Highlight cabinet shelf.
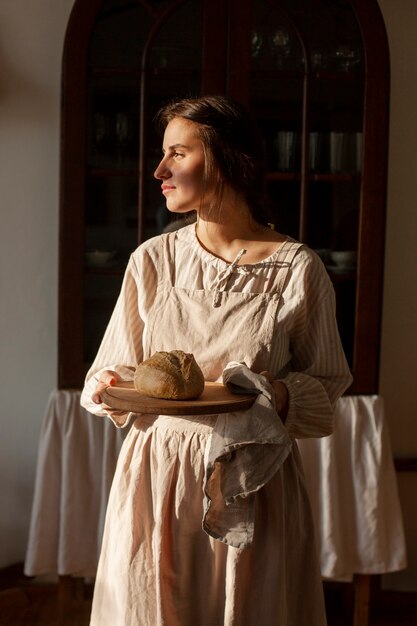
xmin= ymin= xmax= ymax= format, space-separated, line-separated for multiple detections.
xmin=89 ymin=66 xmax=141 ymax=76
xmin=266 ymin=172 xmax=300 ymax=181
xmin=88 ymin=168 xmax=138 ymax=177
xmin=250 ymin=69 xmax=363 ymax=81
xmin=89 ymin=66 xmax=201 ymax=80
xmin=85 ymin=266 xmax=126 ymax=276
xmin=266 ymin=172 xmax=360 ymax=182
xmin=310 ymin=173 xmax=360 ymax=182
xmin=311 ymin=71 xmax=364 ymax=81
xmin=326 ymin=269 xmax=357 ymax=281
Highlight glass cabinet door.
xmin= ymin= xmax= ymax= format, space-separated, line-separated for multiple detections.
xmin=60 ymin=0 xmax=205 ymax=387
xmin=228 ymin=0 xmax=366 ymax=379
xmin=83 ymin=0 xmax=204 ymax=366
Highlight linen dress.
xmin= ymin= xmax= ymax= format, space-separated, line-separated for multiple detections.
xmin=81 ymin=224 xmax=352 ymax=626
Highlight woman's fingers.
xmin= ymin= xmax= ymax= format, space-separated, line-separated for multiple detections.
xmin=91 ymin=371 xmax=130 ymax=420
xmin=92 ymin=370 xmax=122 ymax=404
xmin=259 ymin=371 xmax=289 ymax=420
xmin=260 ymin=370 xmax=273 ymax=382
xmin=101 ymin=370 xmax=122 ymax=386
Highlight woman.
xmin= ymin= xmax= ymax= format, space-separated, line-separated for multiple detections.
xmin=81 ymin=95 xmax=352 ymax=625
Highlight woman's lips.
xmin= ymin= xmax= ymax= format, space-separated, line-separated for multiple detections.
xmin=161 ymin=184 xmax=175 ymax=194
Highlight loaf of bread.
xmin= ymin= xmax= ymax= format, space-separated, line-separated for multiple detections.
xmin=134 ymin=350 xmax=205 ymax=400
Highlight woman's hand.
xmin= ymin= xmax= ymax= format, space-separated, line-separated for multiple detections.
xmin=260 ymin=371 xmax=289 ymax=422
xmin=92 ymin=370 xmax=130 ymax=421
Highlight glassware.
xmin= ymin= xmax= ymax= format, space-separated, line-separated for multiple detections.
xmin=329 ymin=132 xmax=362 ymax=173
xmin=269 ymin=27 xmax=291 ymax=68
xmin=115 ymin=112 xmax=130 ymax=166
xmin=275 ymin=131 xmax=298 ymax=171
xmin=93 ymin=112 xmax=111 ymax=166
xmin=335 ymin=45 xmax=360 ymax=71
xmin=330 ymin=132 xmax=348 ymax=173
xmin=310 ymin=50 xmax=328 ymax=72
xmin=309 ymin=132 xmax=324 ymax=171
xmin=251 ymin=31 xmax=263 ymax=59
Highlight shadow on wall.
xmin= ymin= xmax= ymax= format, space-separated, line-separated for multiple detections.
xmin=0 ymin=31 xmax=57 ymax=125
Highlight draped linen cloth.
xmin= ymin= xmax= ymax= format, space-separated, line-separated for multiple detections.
xmin=203 ymin=362 xmax=292 ymax=548
xmin=24 ymin=389 xmax=127 ymax=577
xmin=298 ymin=394 xmax=407 ymax=581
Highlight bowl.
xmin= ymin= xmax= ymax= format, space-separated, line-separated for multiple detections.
xmin=85 ymin=250 xmax=116 ymax=267
xmin=330 ymin=250 xmax=357 ymax=267
xmin=314 ymin=248 xmax=331 ymax=263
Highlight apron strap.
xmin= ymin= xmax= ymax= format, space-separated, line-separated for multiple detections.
xmin=274 ymin=239 xmax=303 ymax=293
xmin=156 ymin=232 xmax=177 ymax=289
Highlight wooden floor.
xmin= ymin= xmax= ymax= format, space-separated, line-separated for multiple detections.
xmin=0 ymin=583 xmax=91 ymax=626
xmin=324 ymin=582 xmax=417 ymax=626
xmin=0 ymin=577 xmax=416 ymax=625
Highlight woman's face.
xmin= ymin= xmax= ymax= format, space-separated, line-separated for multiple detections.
xmin=154 ymin=117 xmax=212 ymax=214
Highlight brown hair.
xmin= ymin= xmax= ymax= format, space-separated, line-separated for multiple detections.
xmin=155 ymin=95 xmax=271 ymax=225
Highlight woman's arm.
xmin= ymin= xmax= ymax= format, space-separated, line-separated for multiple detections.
xmin=80 ymin=250 xmax=157 ymax=426
xmin=273 ymin=253 xmax=352 ymax=438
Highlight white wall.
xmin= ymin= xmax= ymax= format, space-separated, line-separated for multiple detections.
xmin=0 ymin=0 xmax=74 ymax=564
xmin=0 ymin=0 xmax=416 ymax=591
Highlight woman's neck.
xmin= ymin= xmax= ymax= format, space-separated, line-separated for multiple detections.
xmin=195 ymin=210 xmax=285 ymax=265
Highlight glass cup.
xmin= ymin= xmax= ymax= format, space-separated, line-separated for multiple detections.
xmin=275 ymin=131 xmax=298 ymax=171
xmin=269 ymin=27 xmax=291 ymax=68
xmin=330 ymin=132 xmax=363 ymax=173
xmin=309 ymin=132 xmax=324 ymax=171
xmin=330 ymin=132 xmax=349 ymax=173
xmin=335 ymin=45 xmax=361 ymax=72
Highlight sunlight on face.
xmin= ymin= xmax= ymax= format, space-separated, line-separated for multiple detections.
xmin=154 ymin=117 xmax=212 ymax=214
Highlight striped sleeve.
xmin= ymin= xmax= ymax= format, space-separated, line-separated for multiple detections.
xmin=80 ymin=246 xmax=158 ymax=420
xmin=281 ymin=252 xmax=353 ymax=439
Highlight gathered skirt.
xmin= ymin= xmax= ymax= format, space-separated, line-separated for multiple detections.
xmin=90 ymin=413 xmax=327 ymax=626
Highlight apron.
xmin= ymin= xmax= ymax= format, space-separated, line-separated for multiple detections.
xmin=90 ymin=233 xmax=328 ymax=626
xmin=143 ymin=233 xmax=302 ymax=381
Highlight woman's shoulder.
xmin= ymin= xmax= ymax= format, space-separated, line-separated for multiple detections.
xmin=283 ymin=238 xmax=332 ymax=288
xmin=129 ymin=224 xmax=195 ymax=264
xmin=130 ymin=230 xmax=171 ymax=258
xmin=127 ymin=234 xmax=164 ymax=276
xmin=281 ymin=236 xmax=323 ymax=266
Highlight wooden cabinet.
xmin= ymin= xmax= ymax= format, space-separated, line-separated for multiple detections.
xmin=59 ymin=0 xmax=389 ymax=393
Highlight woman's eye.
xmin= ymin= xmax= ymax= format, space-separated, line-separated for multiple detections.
xmin=173 ymin=151 xmax=184 ymax=158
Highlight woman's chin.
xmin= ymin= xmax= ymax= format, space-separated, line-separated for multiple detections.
xmin=167 ymin=205 xmax=196 ymax=215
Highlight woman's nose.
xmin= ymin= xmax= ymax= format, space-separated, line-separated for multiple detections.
xmin=154 ymin=158 xmax=169 ymax=180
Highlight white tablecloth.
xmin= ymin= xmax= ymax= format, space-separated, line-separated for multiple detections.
xmin=298 ymin=395 xmax=407 ymax=580
xmin=24 ymin=390 xmax=127 ymax=577
xmin=24 ymin=391 xmax=407 ymax=580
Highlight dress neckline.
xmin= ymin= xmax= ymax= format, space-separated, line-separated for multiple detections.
xmin=178 ymin=224 xmax=290 ymax=269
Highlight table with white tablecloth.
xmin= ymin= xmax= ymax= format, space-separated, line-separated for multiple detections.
xmin=298 ymin=394 xmax=406 ymax=581
xmin=24 ymin=390 xmax=407 ymax=588
xmin=24 ymin=390 xmax=127 ymax=578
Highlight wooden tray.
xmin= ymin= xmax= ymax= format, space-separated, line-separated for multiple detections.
xmin=101 ymin=381 xmax=256 ymax=415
